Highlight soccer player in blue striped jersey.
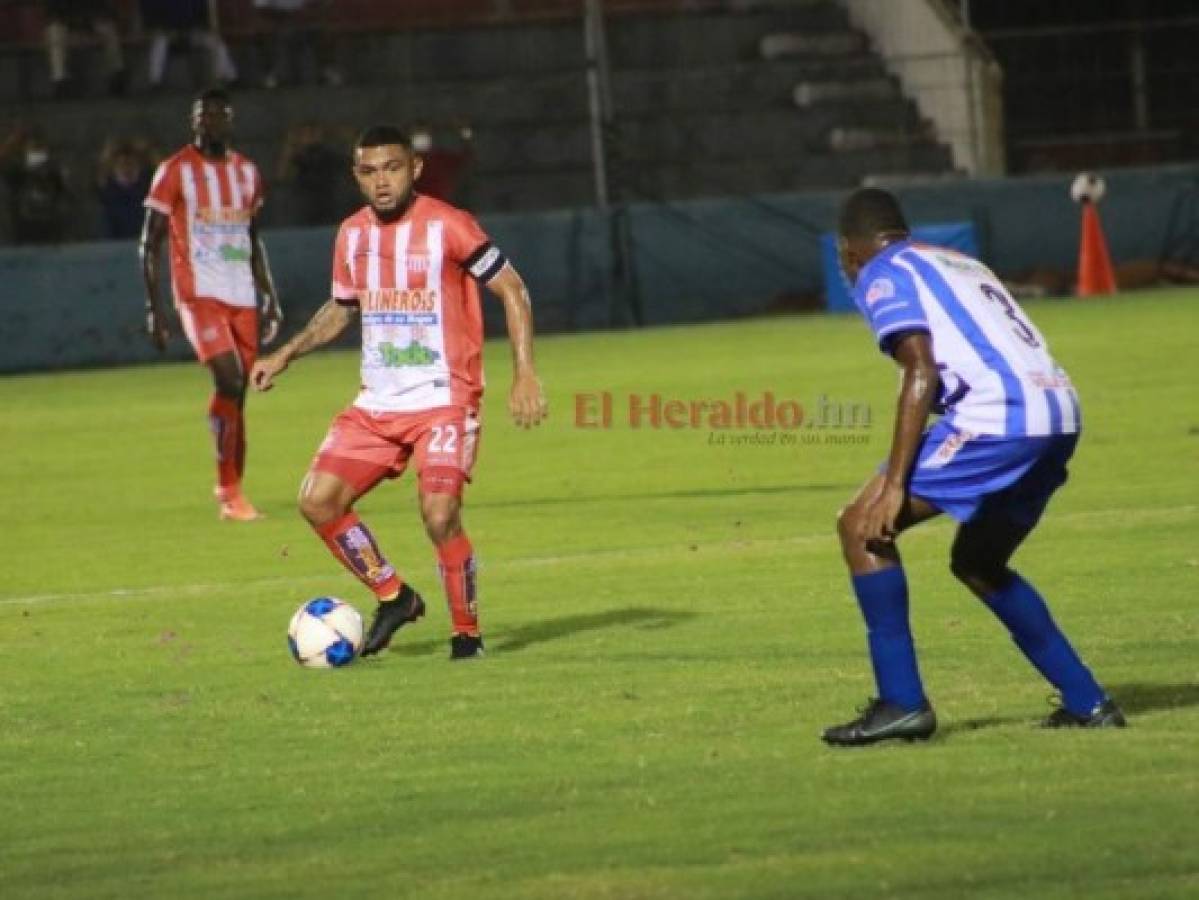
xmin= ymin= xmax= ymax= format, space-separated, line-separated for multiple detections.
xmin=823 ymin=188 xmax=1125 ymax=747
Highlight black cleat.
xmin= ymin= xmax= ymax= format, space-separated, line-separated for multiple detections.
xmin=450 ymin=633 xmax=484 ymax=660
xmin=1041 ymin=697 xmax=1126 ymax=729
xmin=822 ymin=697 xmax=937 ymax=747
xmin=360 ymin=586 xmax=425 ymax=657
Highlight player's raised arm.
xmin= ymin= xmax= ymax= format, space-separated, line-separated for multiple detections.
xmin=485 ymin=263 xmax=547 ymax=428
xmin=138 ymin=207 xmax=170 ymax=351
xmin=249 ymin=218 xmax=284 ymax=346
xmin=251 ymin=298 xmax=356 ymax=391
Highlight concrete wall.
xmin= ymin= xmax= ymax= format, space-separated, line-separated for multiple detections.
xmin=842 ymin=0 xmax=1005 ymax=175
xmin=2 ymin=163 xmax=1195 ymax=373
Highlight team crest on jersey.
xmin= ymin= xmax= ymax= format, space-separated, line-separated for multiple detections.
xmin=865 ymin=277 xmax=895 ymax=306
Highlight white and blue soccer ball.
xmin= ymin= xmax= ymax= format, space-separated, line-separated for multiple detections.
xmin=287 ymin=597 xmax=364 ymax=668
xmin=1070 ymin=172 xmax=1107 ymax=204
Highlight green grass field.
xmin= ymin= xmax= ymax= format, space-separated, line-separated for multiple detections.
xmin=1 ymin=289 xmax=1197 ymax=899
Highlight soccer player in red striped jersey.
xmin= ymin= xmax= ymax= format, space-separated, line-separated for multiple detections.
xmin=140 ymin=88 xmax=284 ymax=521
xmin=251 ymin=125 xmax=547 ymax=660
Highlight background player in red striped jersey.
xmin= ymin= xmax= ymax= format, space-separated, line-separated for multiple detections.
xmin=250 ymin=125 xmax=547 ymax=660
xmin=140 ymin=88 xmax=284 ymax=521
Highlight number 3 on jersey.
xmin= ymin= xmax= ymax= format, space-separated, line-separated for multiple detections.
xmin=980 ymin=283 xmax=1041 ymax=348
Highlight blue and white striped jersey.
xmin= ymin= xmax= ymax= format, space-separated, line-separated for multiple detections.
xmin=853 ymin=240 xmax=1080 ymax=438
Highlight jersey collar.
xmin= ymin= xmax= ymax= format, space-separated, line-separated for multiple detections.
xmin=859 ymin=238 xmax=912 ymax=283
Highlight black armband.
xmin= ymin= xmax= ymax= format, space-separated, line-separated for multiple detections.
xmin=464 ymin=242 xmax=507 ymax=283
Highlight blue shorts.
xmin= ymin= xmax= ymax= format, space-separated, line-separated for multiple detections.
xmin=894 ymin=420 xmax=1079 ymax=526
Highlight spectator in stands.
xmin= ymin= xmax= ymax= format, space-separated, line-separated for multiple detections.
xmin=412 ymin=123 xmax=475 ymax=204
xmin=96 ymin=137 xmax=155 ymax=239
xmin=254 ymin=0 xmax=343 ymax=89
xmin=42 ymin=0 xmax=128 ymax=98
xmin=275 ymin=122 xmax=350 ymax=225
xmin=140 ymin=0 xmax=238 ymax=91
xmin=0 ymin=125 xmax=71 ymax=244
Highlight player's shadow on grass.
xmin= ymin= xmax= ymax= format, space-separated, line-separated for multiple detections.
xmin=389 ymin=607 xmax=695 ymax=657
xmin=939 ymin=714 xmax=1027 ymax=737
xmin=938 ymin=682 xmax=1199 ymax=736
xmin=1107 ymin=682 xmax=1199 ymax=715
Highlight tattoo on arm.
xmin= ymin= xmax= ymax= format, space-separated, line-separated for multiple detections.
xmin=281 ymin=300 xmax=356 ymax=360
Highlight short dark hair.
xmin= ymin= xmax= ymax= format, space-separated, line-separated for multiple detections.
xmin=838 ymin=188 xmax=909 ymax=240
xmin=354 ymin=124 xmax=412 ymax=152
xmin=194 ymin=87 xmax=232 ymax=107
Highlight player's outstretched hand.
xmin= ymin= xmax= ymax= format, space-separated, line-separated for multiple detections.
xmin=251 ymin=352 xmax=289 ymax=392
xmin=261 ymin=299 xmax=284 ymax=346
xmin=145 ymin=306 xmax=170 ymax=352
xmin=509 ymin=372 xmax=547 ymax=429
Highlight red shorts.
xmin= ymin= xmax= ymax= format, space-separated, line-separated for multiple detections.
xmin=178 ymin=298 xmax=258 ymax=366
xmin=310 ymin=405 xmax=482 ymax=498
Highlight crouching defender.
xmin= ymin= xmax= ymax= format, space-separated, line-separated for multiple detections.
xmin=251 ymin=125 xmax=547 ymax=660
xmin=824 ymin=188 xmax=1124 ymax=746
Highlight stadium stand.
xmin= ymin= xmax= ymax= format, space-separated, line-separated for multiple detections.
xmin=0 ymin=0 xmax=952 ymax=241
xmin=963 ymin=0 xmax=1199 ymax=173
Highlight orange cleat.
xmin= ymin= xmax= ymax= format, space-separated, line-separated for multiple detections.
xmin=216 ymin=489 xmax=264 ymax=522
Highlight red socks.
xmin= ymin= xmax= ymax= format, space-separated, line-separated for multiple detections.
xmin=208 ymin=393 xmax=243 ymax=494
xmin=437 ymin=533 xmax=479 ymax=636
xmin=315 ymin=513 xmax=402 ymax=600
xmin=311 ymin=513 xmax=478 ymax=636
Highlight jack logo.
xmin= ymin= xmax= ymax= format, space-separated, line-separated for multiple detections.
xmin=377 ymin=341 xmax=440 ymax=367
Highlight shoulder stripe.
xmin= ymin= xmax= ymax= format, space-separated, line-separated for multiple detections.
xmin=225 ymin=161 xmax=243 ymax=208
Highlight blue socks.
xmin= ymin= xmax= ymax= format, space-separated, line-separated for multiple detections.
xmin=982 ymin=573 xmax=1105 ymax=716
xmin=851 ymin=567 xmax=927 ymax=712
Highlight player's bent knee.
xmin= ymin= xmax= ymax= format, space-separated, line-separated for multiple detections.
xmin=949 ymin=547 xmax=1009 ymax=593
xmin=419 ymin=489 xmax=462 ymax=544
xmin=420 ymin=506 xmax=461 ymax=543
xmin=836 ymin=504 xmax=860 ymax=543
xmin=297 ymin=482 xmax=348 ymax=528
xmin=212 ymin=376 xmax=245 ymax=400
xmin=298 ymin=493 xmax=333 ymax=527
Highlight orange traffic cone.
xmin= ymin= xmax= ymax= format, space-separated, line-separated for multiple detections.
xmin=1076 ymin=202 xmax=1117 ymax=296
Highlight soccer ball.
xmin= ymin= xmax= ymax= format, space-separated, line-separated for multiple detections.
xmin=287 ymin=597 xmax=364 ymax=668
xmin=1070 ymin=172 xmax=1106 ymax=204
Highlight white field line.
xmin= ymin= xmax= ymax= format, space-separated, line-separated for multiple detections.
xmin=0 ymin=504 xmax=1194 ymax=608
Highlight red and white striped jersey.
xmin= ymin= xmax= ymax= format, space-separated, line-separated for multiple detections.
xmin=145 ymin=145 xmax=263 ymax=309
xmin=331 ymin=194 xmax=506 ymax=413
